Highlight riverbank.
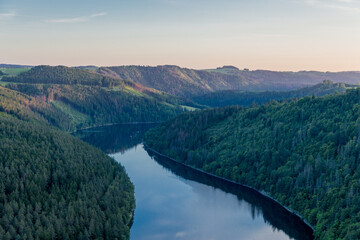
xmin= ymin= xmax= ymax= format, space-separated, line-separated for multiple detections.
xmin=143 ymin=144 xmax=315 ymax=234
xmin=69 ymin=121 xmax=162 ymax=134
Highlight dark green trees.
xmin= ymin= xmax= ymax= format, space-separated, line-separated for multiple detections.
xmin=0 ymin=86 xmax=135 ymax=239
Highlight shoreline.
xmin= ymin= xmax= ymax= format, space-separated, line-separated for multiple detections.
xmin=143 ymin=143 xmax=315 ymax=233
xmin=69 ymin=121 xmax=162 ymax=134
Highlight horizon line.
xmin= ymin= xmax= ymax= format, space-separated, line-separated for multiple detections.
xmin=1 ymin=63 xmax=360 ymax=73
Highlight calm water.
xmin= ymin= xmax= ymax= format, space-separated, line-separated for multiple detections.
xmin=74 ymin=124 xmax=313 ymax=240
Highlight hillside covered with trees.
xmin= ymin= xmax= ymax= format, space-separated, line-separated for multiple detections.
xmin=2 ymin=66 xmax=198 ymax=131
xmin=97 ymin=65 xmax=360 ymax=98
xmin=2 ymin=66 xmax=122 ymax=88
xmin=0 ymin=87 xmax=135 ymax=239
xmin=193 ymin=80 xmax=355 ymax=107
xmin=145 ymin=89 xmax=360 ymax=239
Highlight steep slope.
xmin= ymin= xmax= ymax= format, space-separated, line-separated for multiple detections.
xmin=193 ymin=80 xmax=355 ymax=107
xmin=145 ymin=89 xmax=360 ymax=239
xmin=2 ymin=65 xmax=198 ymax=131
xmin=0 ymin=87 xmax=135 ymax=239
xmin=98 ymin=65 xmax=360 ymax=98
xmin=98 ymin=65 xmax=254 ymax=98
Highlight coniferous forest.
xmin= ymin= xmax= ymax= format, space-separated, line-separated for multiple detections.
xmin=0 ymin=87 xmax=135 ymax=239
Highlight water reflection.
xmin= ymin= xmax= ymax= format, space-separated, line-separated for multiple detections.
xmin=146 ymin=148 xmax=313 ymax=240
xmin=73 ymin=123 xmax=157 ymax=154
xmin=75 ymin=123 xmax=313 ymax=240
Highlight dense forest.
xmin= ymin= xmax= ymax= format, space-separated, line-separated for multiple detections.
xmin=97 ymin=65 xmax=360 ymax=98
xmin=0 ymin=87 xmax=135 ymax=239
xmin=145 ymin=89 xmax=360 ymax=239
xmin=193 ymin=80 xmax=354 ymax=107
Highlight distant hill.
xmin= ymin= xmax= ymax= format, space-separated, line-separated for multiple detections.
xmin=0 ymin=64 xmax=33 ymax=68
xmin=192 ymin=80 xmax=356 ymax=107
xmin=97 ymin=65 xmax=360 ymax=98
xmin=3 ymin=65 xmax=122 ymax=87
xmin=98 ymin=65 xmax=260 ymax=98
xmin=2 ymin=65 xmax=198 ymax=131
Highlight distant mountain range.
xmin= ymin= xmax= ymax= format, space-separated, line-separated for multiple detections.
xmin=0 ymin=64 xmax=33 ymax=68
xmin=97 ymin=65 xmax=360 ymax=97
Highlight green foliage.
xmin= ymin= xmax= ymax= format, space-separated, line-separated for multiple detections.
xmin=193 ymin=80 xmax=355 ymax=107
xmin=145 ymin=89 xmax=360 ymax=239
xmin=0 ymin=88 xmax=135 ymax=239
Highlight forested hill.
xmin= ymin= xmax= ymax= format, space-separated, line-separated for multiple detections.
xmin=97 ymin=65 xmax=360 ymax=98
xmin=145 ymin=89 xmax=360 ymax=239
xmin=0 ymin=87 xmax=135 ymax=239
xmin=98 ymin=65 xmax=249 ymax=98
xmin=193 ymin=80 xmax=355 ymax=107
xmin=3 ymin=65 xmax=123 ymax=87
xmin=1 ymin=66 xmax=198 ymax=131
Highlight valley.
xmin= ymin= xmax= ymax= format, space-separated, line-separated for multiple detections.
xmin=1 ymin=64 xmax=360 ymax=239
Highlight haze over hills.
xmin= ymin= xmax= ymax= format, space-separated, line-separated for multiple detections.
xmin=97 ymin=65 xmax=360 ymax=98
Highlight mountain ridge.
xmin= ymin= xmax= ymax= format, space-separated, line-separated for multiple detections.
xmin=97 ymin=65 xmax=360 ymax=98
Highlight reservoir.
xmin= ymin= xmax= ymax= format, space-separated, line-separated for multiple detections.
xmin=74 ymin=123 xmax=313 ymax=240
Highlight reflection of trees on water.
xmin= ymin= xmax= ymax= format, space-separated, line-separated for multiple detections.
xmin=147 ymin=149 xmax=314 ymax=240
xmin=74 ymin=123 xmax=158 ymax=154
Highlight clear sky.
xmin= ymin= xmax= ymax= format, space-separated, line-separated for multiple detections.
xmin=1 ymin=0 xmax=360 ymax=71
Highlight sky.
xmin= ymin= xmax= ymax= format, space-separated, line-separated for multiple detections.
xmin=1 ymin=0 xmax=360 ymax=71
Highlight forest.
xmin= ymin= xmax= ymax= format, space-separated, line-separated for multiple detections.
xmin=192 ymin=80 xmax=354 ymax=107
xmin=2 ymin=64 xmax=360 ymax=239
xmin=0 ymin=87 xmax=135 ymax=239
xmin=145 ymin=89 xmax=360 ymax=239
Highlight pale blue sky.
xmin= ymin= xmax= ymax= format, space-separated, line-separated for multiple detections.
xmin=1 ymin=0 xmax=360 ymax=70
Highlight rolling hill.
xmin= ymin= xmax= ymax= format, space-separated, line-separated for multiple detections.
xmin=97 ymin=65 xmax=360 ymax=98
xmin=2 ymin=65 xmax=199 ymax=131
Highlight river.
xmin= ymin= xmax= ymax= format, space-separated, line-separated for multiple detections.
xmin=74 ymin=123 xmax=314 ymax=240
